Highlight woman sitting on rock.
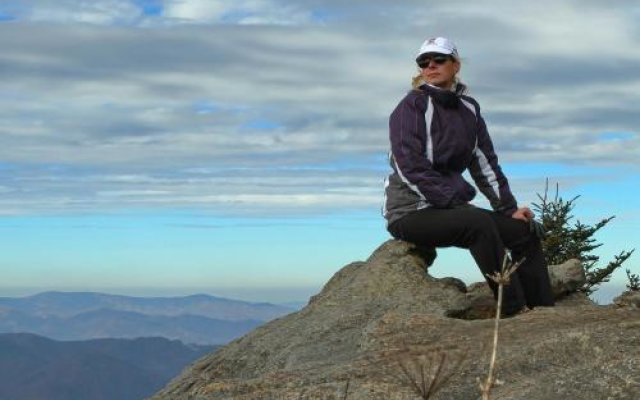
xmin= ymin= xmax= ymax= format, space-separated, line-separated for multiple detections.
xmin=383 ymin=36 xmax=555 ymax=317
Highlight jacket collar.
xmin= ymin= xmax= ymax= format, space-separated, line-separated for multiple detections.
xmin=419 ymin=84 xmax=461 ymax=109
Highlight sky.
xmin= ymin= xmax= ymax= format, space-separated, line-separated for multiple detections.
xmin=0 ymin=0 xmax=638 ymax=304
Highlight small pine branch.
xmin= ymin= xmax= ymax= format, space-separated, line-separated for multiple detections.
xmin=626 ymin=268 xmax=640 ymax=291
xmin=533 ymin=179 xmax=633 ymax=294
xmin=582 ymin=250 xmax=635 ymax=295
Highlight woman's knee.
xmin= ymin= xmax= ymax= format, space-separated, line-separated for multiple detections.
xmin=454 ymin=209 xmax=501 ymax=246
xmin=511 ymin=234 xmax=542 ymax=258
xmin=463 ymin=209 xmax=498 ymax=234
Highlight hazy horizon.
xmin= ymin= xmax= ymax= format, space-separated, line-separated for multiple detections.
xmin=0 ymin=285 xmax=320 ymax=304
xmin=0 ymin=279 xmax=628 ymax=306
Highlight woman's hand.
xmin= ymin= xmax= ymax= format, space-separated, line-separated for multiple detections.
xmin=511 ymin=207 xmax=534 ymax=222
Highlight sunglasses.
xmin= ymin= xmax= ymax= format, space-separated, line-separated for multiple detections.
xmin=417 ymin=54 xmax=453 ymax=68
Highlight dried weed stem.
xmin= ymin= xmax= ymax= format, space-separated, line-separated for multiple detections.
xmin=478 ymin=254 xmax=524 ymax=400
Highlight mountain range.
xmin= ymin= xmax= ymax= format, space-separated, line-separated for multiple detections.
xmin=0 ymin=332 xmax=216 ymax=400
xmin=0 ymin=291 xmax=296 ymax=345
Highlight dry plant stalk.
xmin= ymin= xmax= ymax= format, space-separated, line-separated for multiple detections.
xmin=392 ymin=348 xmax=468 ymax=400
xmin=478 ymin=254 xmax=525 ymax=400
xmin=341 ymin=378 xmax=350 ymax=400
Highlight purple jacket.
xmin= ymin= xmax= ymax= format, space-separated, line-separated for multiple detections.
xmin=383 ymin=84 xmax=517 ymax=226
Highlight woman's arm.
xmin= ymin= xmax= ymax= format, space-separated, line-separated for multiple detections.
xmin=468 ymin=106 xmax=518 ymax=216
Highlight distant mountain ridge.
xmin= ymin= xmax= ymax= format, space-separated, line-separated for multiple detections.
xmin=0 ymin=291 xmax=296 ymax=345
xmin=0 ymin=291 xmax=291 ymax=320
xmin=0 ymin=332 xmax=215 ymax=400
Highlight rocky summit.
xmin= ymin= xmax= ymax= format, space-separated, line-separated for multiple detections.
xmin=151 ymin=240 xmax=640 ymax=400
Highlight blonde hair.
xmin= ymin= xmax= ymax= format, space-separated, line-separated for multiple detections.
xmin=411 ymin=73 xmax=426 ymax=89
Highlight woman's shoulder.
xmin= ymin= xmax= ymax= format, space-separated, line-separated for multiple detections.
xmin=458 ymin=93 xmax=481 ymax=114
xmin=459 ymin=93 xmax=479 ymax=105
xmin=396 ymin=88 xmax=428 ymax=108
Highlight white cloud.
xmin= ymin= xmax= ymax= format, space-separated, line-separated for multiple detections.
xmin=0 ymin=167 xmax=384 ymax=215
xmin=162 ymin=0 xmax=315 ymax=25
xmin=27 ymin=0 xmax=142 ymax=25
xmin=1 ymin=0 xmax=640 ymax=215
xmin=2 ymin=0 xmax=317 ymax=26
xmin=163 ymin=0 xmax=229 ymax=22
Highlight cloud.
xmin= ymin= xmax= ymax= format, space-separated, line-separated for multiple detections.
xmin=0 ymin=0 xmax=318 ymax=26
xmin=1 ymin=0 xmax=639 ymax=214
xmin=1 ymin=0 xmax=144 ymax=25
xmin=0 ymin=165 xmax=384 ymax=216
xmin=163 ymin=0 xmax=314 ymax=25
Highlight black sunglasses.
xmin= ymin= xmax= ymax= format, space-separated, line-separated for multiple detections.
xmin=416 ymin=54 xmax=453 ymax=68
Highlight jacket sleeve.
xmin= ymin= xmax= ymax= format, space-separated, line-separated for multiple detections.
xmin=389 ymin=93 xmax=457 ymax=208
xmin=468 ymin=107 xmax=518 ymax=216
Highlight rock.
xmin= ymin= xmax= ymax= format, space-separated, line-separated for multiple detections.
xmin=436 ymin=277 xmax=467 ymax=293
xmin=455 ymin=260 xmax=593 ymax=319
xmin=307 ymin=240 xmax=469 ymax=317
xmin=613 ymin=290 xmax=640 ymax=309
xmin=151 ymin=240 xmax=640 ymax=400
xmin=548 ymin=258 xmax=586 ymax=296
xmin=554 ymin=291 xmax=596 ymax=307
xmin=462 ymin=282 xmax=496 ymax=319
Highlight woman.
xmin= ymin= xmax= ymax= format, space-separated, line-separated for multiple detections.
xmin=383 ymin=37 xmax=555 ymax=316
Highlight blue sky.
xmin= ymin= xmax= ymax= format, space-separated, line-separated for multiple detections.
xmin=0 ymin=0 xmax=638 ymax=304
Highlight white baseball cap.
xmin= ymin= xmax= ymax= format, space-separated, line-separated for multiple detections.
xmin=416 ymin=37 xmax=459 ymax=60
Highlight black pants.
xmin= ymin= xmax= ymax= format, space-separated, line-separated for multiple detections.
xmin=388 ymin=207 xmax=555 ymax=314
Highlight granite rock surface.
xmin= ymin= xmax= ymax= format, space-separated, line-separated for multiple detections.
xmin=151 ymin=240 xmax=640 ymax=400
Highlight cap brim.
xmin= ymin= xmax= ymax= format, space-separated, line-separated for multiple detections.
xmin=415 ymin=51 xmax=455 ymax=63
